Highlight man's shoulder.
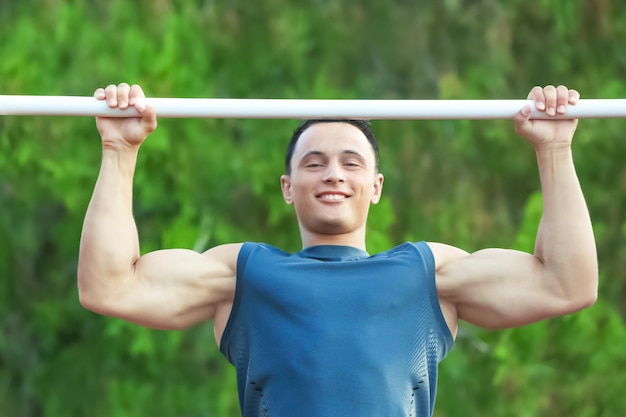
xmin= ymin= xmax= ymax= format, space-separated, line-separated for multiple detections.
xmin=375 ymin=241 xmax=434 ymax=258
xmin=424 ymin=242 xmax=469 ymax=270
xmin=241 ymin=241 xmax=290 ymax=254
xmin=235 ymin=242 xmax=294 ymax=263
xmin=202 ymin=243 xmax=245 ymax=272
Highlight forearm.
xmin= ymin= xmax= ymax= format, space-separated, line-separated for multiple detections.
xmin=534 ymin=146 xmax=598 ymax=303
xmin=78 ymin=148 xmax=141 ymax=302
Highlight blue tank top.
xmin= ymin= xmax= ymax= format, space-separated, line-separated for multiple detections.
xmin=220 ymin=242 xmax=454 ymax=417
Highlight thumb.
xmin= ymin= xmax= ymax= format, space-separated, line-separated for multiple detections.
xmin=135 ymin=100 xmax=158 ymax=134
xmin=514 ymin=104 xmax=532 ymax=135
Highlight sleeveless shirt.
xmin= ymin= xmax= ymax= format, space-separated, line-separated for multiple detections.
xmin=219 ymin=241 xmax=454 ymax=417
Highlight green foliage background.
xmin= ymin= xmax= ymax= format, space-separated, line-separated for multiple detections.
xmin=1 ymin=0 xmax=626 ymax=416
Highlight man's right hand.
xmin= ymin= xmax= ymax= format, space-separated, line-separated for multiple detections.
xmin=94 ymin=83 xmax=157 ymax=151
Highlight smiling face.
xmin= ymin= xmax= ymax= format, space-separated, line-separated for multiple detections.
xmin=280 ymin=122 xmax=384 ymax=246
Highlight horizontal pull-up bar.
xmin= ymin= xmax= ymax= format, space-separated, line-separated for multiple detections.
xmin=1 ymin=95 xmax=625 ymax=120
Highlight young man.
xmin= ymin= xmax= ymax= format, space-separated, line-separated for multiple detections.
xmin=78 ymin=83 xmax=597 ymax=417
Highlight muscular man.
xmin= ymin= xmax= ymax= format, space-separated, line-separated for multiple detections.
xmin=78 ymin=83 xmax=597 ymax=416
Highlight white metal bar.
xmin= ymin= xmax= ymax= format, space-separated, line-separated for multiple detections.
xmin=1 ymin=95 xmax=625 ymax=119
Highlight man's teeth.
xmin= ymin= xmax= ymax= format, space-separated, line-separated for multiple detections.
xmin=320 ymin=194 xmax=346 ymax=200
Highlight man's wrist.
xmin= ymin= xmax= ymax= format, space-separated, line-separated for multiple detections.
xmin=102 ymin=138 xmax=142 ymax=154
xmin=534 ymin=142 xmax=573 ymax=156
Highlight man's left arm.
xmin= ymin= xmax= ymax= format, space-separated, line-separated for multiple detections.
xmin=435 ymin=85 xmax=598 ymax=330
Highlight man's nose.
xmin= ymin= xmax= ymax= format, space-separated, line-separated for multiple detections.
xmin=322 ymin=164 xmax=345 ymax=183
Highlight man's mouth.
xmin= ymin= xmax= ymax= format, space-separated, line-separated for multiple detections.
xmin=317 ymin=193 xmax=349 ymax=201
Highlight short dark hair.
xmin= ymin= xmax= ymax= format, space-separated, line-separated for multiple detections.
xmin=284 ymin=119 xmax=379 ymax=175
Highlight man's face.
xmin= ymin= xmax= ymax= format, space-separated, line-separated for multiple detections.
xmin=280 ymin=122 xmax=384 ymax=237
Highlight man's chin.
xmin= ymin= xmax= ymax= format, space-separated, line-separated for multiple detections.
xmin=311 ymin=219 xmax=354 ymax=235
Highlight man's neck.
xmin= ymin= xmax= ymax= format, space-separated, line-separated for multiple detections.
xmin=299 ymin=230 xmax=367 ymax=251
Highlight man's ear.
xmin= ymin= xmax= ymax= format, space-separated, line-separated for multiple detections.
xmin=280 ymin=175 xmax=293 ymax=204
xmin=371 ymin=173 xmax=384 ymax=204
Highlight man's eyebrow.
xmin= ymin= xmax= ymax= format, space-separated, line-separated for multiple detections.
xmin=301 ymin=150 xmax=326 ymax=159
xmin=342 ymin=150 xmax=365 ymax=159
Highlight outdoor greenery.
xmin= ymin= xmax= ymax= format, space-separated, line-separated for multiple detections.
xmin=1 ymin=0 xmax=626 ymax=416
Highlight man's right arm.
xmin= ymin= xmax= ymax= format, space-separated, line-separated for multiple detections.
xmin=77 ymin=83 xmax=239 ymax=330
